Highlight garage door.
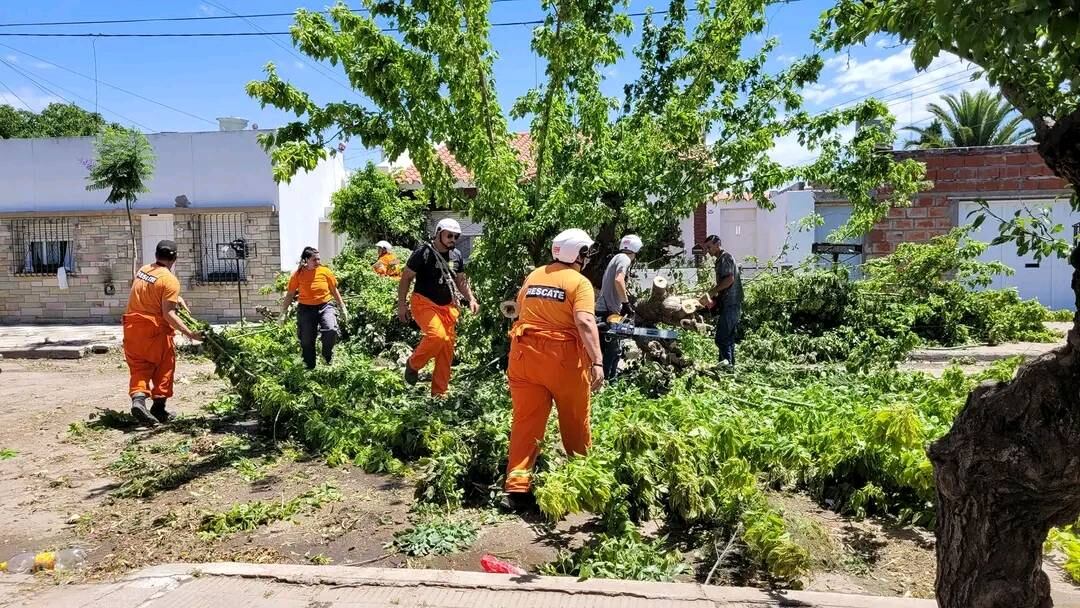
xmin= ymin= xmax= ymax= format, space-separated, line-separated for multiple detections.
xmin=960 ymin=199 xmax=1069 ymax=308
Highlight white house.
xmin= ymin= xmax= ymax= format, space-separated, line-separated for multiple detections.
xmin=0 ymin=120 xmax=347 ymax=323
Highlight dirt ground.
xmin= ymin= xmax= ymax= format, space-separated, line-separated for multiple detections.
xmin=0 ymin=352 xmax=1074 ymax=598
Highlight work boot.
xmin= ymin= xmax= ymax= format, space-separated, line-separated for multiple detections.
xmin=498 ymin=492 xmax=536 ymax=513
xmin=150 ymin=398 xmax=172 ymax=424
xmin=130 ymin=393 xmax=157 ymax=427
xmin=403 ymin=364 xmax=419 ymax=386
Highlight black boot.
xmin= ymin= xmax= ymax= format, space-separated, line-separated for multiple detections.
xmin=498 ymin=492 xmax=536 ymax=513
xmin=130 ymin=393 xmax=157 ymax=427
xmin=150 ymin=398 xmax=172 ymax=424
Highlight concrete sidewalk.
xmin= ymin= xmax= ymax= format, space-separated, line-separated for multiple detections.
xmin=0 ymin=324 xmax=214 ymax=360
xmin=0 ymin=562 xmax=950 ymax=608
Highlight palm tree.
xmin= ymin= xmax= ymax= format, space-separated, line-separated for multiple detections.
xmin=901 ymin=90 xmax=1034 ymax=148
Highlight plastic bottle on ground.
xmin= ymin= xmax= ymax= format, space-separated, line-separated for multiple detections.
xmin=480 ymin=554 xmax=527 ymax=575
xmin=1 ymin=552 xmax=37 ymax=574
xmin=53 ymin=548 xmax=87 ymax=571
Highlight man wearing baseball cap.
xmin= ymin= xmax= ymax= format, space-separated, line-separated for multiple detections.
xmin=122 ymin=240 xmax=204 ymax=426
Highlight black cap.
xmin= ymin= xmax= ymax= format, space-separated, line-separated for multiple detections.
xmin=155 ymin=240 xmax=178 ymax=261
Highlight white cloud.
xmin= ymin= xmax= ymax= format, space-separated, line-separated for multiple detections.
xmin=0 ymin=88 xmax=63 ymax=111
xmin=294 ymin=60 xmax=306 ymax=70
xmin=197 ymin=3 xmax=218 ymax=16
xmin=3 ymin=54 xmax=17 ymax=64
xmin=802 ymin=83 xmax=839 ymax=104
xmin=776 ymin=54 xmax=797 ymax=66
xmin=831 ymin=49 xmax=916 ymax=90
xmin=31 ymin=61 xmax=54 ymax=70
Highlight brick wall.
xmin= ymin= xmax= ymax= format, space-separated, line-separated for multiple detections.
xmin=867 ymin=144 xmax=1072 ymax=256
xmin=692 ymin=203 xmax=707 ymax=245
xmin=0 ymin=208 xmax=281 ymax=324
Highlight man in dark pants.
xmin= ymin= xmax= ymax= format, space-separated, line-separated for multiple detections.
xmin=595 ymin=234 xmax=642 ymax=380
xmin=700 ymin=235 xmax=743 ymax=367
xmin=280 ymin=247 xmax=349 ymax=369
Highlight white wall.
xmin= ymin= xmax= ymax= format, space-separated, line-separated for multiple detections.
xmin=277 ymin=154 xmax=346 ymax=269
xmin=0 ymin=131 xmax=280 ymax=213
xmin=960 ymin=198 xmax=1078 ymax=310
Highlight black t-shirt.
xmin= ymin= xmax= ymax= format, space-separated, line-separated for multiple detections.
xmin=406 ymin=245 xmax=465 ymax=306
xmin=714 ymin=250 xmax=744 ymax=312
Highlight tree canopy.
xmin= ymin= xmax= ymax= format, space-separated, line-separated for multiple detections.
xmin=248 ymin=0 xmax=925 ymax=297
xmin=902 ymin=91 xmax=1033 ymax=149
xmin=330 ymin=162 xmax=428 ymax=249
xmin=0 ymin=102 xmax=118 ymax=139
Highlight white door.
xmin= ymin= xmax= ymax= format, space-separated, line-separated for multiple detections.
xmin=960 ymin=200 xmax=1059 ymax=306
xmin=141 ymin=214 xmax=175 ymax=266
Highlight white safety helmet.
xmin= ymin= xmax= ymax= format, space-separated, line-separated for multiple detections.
xmin=551 ymin=228 xmax=595 ymax=265
xmin=435 ymin=217 xmax=462 ymax=236
xmin=375 ymin=240 xmax=392 ymax=251
xmin=620 ymin=234 xmax=643 ymax=254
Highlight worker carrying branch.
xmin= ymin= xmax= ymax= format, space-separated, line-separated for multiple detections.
xmin=397 ymin=218 xmax=479 ymax=396
xmin=122 ymin=240 xmax=204 ymax=427
xmin=595 ymin=234 xmax=642 ymax=380
xmin=373 ymin=240 xmax=401 ymax=278
xmin=502 ymin=228 xmax=605 ymax=511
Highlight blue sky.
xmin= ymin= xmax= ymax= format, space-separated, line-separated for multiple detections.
xmin=0 ymin=1 xmax=988 ymax=169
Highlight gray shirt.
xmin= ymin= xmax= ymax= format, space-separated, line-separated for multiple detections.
xmin=714 ymin=251 xmax=743 ymax=312
xmin=597 ymin=253 xmax=632 ymax=313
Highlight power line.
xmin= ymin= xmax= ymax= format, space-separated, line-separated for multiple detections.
xmin=201 ymin=0 xmax=357 ymax=96
xmin=0 ymin=0 xmax=529 ymax=28
xmin=0 ymin=55 xmax=154 ymax=131
xmin=0 ymin=43 xmax=216 ymax=125
xmin=0 ymin=72 xmax=33 ymax=110
xmin=0 ymin=8 xmax=708 ymax=37
xmin=820 ymin=58 xmax=963 ymax=112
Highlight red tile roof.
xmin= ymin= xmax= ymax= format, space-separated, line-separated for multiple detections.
xmin=394 ymin=132 xmax=536 ymax=187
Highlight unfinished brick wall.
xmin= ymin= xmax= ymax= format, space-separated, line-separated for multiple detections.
xmin=0 ymin=208 xmax=282 ymax=324
xmin=867 ymin=145 xmax=1072 ymax=256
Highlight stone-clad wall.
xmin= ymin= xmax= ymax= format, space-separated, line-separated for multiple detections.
xmin=0 ymin=208 xmax=282 ymax=324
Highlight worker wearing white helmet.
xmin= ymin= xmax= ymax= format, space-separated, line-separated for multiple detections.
xmin=502 ymin=228 xmax=604 ymax=511
xmin=595 ymin=234 xmax=643 ymax=379
xmin=397 ymin=217 xmax=478 ymax=395
xmin=373 ymin=240 xmax=401 ymax=278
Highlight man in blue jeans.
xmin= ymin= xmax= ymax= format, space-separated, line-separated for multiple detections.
xmin=700 ymin=235 xmax=742 ymax=366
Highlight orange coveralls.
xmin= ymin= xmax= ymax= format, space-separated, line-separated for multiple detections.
xmin=409 ymin=293 xmax=460 ymax=396
xmin=122 ymin=264 xmax=182 ymax=399
xmin=504 ymin=264 xmax=596 ymax=494
xmin=374 ymin=252 xmax=401 ymax=279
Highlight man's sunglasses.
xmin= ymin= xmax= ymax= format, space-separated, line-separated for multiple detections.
xmin=443 ymin=232 xmax=461 ymax=241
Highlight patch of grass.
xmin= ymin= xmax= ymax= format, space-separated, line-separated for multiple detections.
xmin=202 ymin=393 xmax=244 ymax=416
xmin=197 ymin=483 xmax=342 ymax=540
xmin=232 ymin=457 xmax=268 ymax=482
xmin=66 ymin=422 xmax=104 ymax=442
xmin=110 ymin=434 xmax=260 ymax=499
xmin=0 ymin=448 xmax=16 ymax=460
xmin=387 ymin=517 xmax=478 ymax=557
xmin=306 ymin=552 xmax=333 ymax=565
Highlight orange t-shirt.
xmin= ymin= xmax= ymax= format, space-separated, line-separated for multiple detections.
xmin=513 ymin=263 xmax=595 ymax=337
xmin=126 ymin=264 xmax=181 ymax=319
xmin=374 ymin=253 xmax=401 ymax=277
xmin=287 ymin=266 xmax=337 ymax=305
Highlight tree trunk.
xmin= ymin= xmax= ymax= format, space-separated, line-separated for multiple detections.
xmin=1035 ymin=110 xmax=1080 ymax=188
xmin=929 ymin=245 xmax=1080 ymax=608
xmin=635 ymin=276 xmax=703 ymax=326
xmin=126 ymin=201 xmax=138 ymax=279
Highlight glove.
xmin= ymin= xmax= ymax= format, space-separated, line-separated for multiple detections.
xmin=620 ymin=301 xmax=634 ymax=316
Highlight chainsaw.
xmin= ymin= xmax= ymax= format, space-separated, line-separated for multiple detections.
xmin=601 ymin=312 xmax=679 ymax=341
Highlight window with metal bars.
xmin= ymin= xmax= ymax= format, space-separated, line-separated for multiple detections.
xmin=192 ymin=213 xmax=247 ymax=284
xmin=9 ymin=218 xmax=76 ymax=275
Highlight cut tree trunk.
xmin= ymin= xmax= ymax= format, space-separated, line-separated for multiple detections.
xmin=929 ymin=245 xmax=1080 ymax=608
xmin=635 ymin=276 xmax=703 ymax=326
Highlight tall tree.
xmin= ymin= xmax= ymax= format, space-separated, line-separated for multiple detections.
xmin=247 ymin=0 xmax=924 ymax=303
xmin=0 ymin=102 xmax=116 ymax=139
xmin=902 ymin=91 xmax=1033 ymax=148
xmin=85 ymin=126 xmax=156 ymax=279
xmin=330 ymin=163 xmax=428 ymax=249
xmin=821 ymin=1 xmax=1080 ymax=606
xmin=902 ymin=118 xmax=946 ymax=149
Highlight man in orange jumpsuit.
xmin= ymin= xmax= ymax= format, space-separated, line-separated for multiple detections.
xmin=373 ymin=241 xmax=401 ymax=279
xmin=397 ymin=218 xmax=479 ymax=396
xmin=502 ymin=228 xmax=605 ymax=511
xmin=123 ymin=240 xmax=204 ymax=426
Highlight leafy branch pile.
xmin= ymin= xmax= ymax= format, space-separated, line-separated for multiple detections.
xmin=740 ymin=228 xmax=1056 ymax=368
xmin=186 ymin=231 xmax=1051 ymax=585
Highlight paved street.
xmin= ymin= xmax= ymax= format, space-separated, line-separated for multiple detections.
xmin=0 ymin=563 xmax=954 ymax=608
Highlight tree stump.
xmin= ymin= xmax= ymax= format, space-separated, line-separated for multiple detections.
xmin=636 ymin=276 xmax=703 ymax=326
xmin=929 ymin=245 xmax=1080 ymax=608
